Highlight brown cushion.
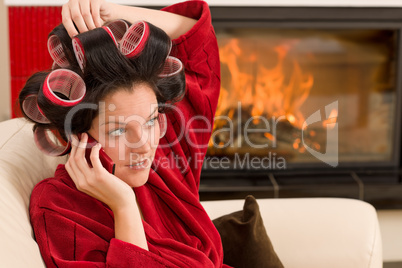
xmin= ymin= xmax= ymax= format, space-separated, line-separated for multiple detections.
xmin=212 ymin=195 xmax=284 ymax=268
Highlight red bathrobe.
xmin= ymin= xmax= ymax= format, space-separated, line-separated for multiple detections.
xmin=29 ymin=1 xmax=228 ymax=267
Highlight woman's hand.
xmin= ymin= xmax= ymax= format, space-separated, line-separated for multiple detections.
xmin=66 ymin=133 xmax=148 ymax=249
xmin=65 ymin=133 xmax=135 ymax=212
xmin=61 ymin=0 xmax=197 ymax=39
xmin=62 ymin=0 xmax=117 ymax=37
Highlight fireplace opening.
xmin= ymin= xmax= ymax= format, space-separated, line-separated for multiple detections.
xmin=207 ymin=28 xmax=397 ymax=167
xmin=199 ymin=7 xmax=402 ymax=208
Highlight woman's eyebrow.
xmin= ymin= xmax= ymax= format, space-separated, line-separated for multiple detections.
xmin=101 ymin=107 xmax=159 ymax=126
xmin=148 ymin=107 xmax=158 ymax=119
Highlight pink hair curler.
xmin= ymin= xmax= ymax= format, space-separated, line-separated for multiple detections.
xmin=22 ymin=94 xmax=50 ymax=124
xmin=103 ymin=19 xmax=129 ymax=46
xmin=159 ymin=56 xmax=183 ymax=77
xmin=48 ymin=35 xmax=69 ymax=68
xmin=167 ymin=41 xmax=172 ymax=58
xmin=51 ymin=61 xmax=59 ymax=70
xmin=42 ymin=69 xmax=86 ymax=107
xmin=102 ymin=26 xmax=119 ymax=47
xmin=73 ymin=21 xmax=129 ymax=70
xmin=34 ymin=126 xmax=71 ymax=156
xmin=158 ymin=113 xmax=167 ymax=139
xmin=72 ymin=37 xmax=86 ymax=71
xmin=119 ymin=21 xmax=150 ymax=58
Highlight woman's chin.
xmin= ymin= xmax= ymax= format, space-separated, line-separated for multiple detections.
xmin=115 ymin=166 xmax=150 ymax=188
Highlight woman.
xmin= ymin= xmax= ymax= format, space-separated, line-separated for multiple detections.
xmin=20 ymin=0 xmax=224 ymax=267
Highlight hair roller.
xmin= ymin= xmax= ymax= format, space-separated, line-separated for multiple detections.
xmin=103 ymin=19 xmax=129 ymax=45
xmin=155 ymin=65 xmax=186 ymax=111
xmin=119 ymin=21 xmax=171 ymax=79
xmin=41 ymin=69 xmax=86 ymax=107
xmin=22 ymin=94 xmax=50 ymax=124
xmin=120 ymin=21 xmax=150 ymax=58
xmin=167 ymin=41 xmax=173 ymax=58
xmin=51 ymin=61 xmax=59 ymax=70
xmin=102 ymin=27 xmax=118 ymax=47
xmin=72 ymin=37 xmax=86 ymax=71
xmin=19 ymin=22 xmax=186 ymax=158
xmin=48 ymin=35 xmax=69 ymax=68
xmin=34 ymin=126 xmax=71 ymax=156
xmin=18 ymin=71 xmax=52 ymax=123
xmin=159 ymin=56 xmax=183 ymax=77
xmin=48 ymin=24 xmax=80 ymax=70
xmin=72 ymin=28 xmax=129 ymax=80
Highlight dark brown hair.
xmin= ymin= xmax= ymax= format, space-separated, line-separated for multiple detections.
xmin=19 ymin=21 xmax=185 ymax=142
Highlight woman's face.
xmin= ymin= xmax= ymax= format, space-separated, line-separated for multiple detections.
xmin=88 ymin=83 xmax=160 ymax=188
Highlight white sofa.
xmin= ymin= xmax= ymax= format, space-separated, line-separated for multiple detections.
xmin=0 ymin=118 xmax=382 ymax=268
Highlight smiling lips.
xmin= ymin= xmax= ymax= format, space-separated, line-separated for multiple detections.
xmin=127 ymin=159 xmax=150 ymax=170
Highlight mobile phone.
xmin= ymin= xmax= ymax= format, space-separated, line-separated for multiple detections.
xmin=84 ymin=134 xmax=116 ymax=174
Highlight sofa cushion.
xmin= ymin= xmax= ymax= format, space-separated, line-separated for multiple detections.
xmin=213 ymin=195 xmax=284 ymax=268
xmin=0 ymin=118 xmax=66 ymax=267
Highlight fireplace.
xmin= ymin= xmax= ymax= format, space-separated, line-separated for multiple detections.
xmin=199 ymin=6 xmax=402 ymax=208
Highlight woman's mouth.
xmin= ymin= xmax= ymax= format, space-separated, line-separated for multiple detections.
xmin=127 ymin=159 xmax=150 ymax=170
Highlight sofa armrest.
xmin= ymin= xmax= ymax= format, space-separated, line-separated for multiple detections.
xmin=202 ymin=197 xmax=382 ymax=268
xmin=0 ymin=118 xmax=66 ymax=268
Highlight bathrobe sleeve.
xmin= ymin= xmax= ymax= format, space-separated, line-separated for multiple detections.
xmin=160 ymin=0 xmax=221 ymax=190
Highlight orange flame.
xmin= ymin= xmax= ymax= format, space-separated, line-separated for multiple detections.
xmin=264 ymin=132 xmax=276 ymax=142
xmin=216 ymin=38 xmax=314 ymax=129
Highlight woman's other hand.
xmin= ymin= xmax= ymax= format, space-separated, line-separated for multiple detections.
xmin=62 ymin=0 xmax=116 ymax=37
xmin=65 ymin=133 xmax=135 ymax=212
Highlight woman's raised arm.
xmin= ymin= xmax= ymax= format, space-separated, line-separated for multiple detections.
xmin=62 ymin=0 xmax=197 ymax=39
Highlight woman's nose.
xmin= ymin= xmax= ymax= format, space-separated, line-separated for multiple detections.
xmin=125 ymin=127 xmax=152 ymax=153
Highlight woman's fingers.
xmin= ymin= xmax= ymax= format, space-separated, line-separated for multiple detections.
xmin=90 ymin=143 xmax=104 ymax=171
xmin=62 ymin=3 xmax=79 ymax=37
xmin=62 ymin=0 xmax=101 ymax=37
xmin=66 ymin=135 xmax=86 ymax=187
xmin=69 ymin=135 xmax=88 ymax=172
xmin=69 ymin=134 xmax=104 ymax=175
xmin=73 ymin=133 xmax=93 ymax=173
xmin=69 ymin=134 xmax=79 ymax=156
xmin=90 ymin=0 xmax=104 ymax=28
xmin=68 ymin=133 xmax=97 ymax=191
xmin=67 ymin=134 xmax=134 ymax=209
xmin=69 ymin=1 xmax=89 ymax=34
xmin=80 ymin=0 xmax=97 ymax=31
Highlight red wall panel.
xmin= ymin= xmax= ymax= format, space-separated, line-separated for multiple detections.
xmin=9 ymin=6 xmax=62 ymax=117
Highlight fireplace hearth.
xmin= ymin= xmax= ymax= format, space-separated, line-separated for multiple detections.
xmin=198 ymin=6 xmax=402 ymax=209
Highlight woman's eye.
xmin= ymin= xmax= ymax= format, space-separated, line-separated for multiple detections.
xmin=144 ymin=116 xmax=158 ymax=128
xmin=109 ymin=128 xmax=125 ymax=137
